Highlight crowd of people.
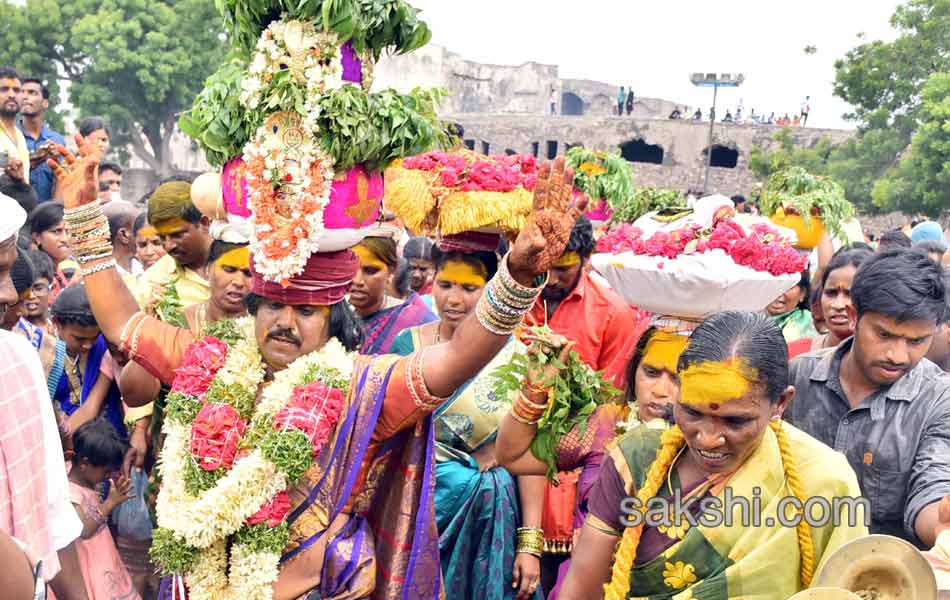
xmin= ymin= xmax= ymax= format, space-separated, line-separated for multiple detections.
xmin=2 ymin=54 xmax=950 ymax=600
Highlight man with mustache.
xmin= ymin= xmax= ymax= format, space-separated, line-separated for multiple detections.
xmin=787 ymin=248 xmax=950 ymax=550
xmin=53 ymin=136 xmax=583 ymax=599
xmin=131 ymin=179 xmax=212 ymax=310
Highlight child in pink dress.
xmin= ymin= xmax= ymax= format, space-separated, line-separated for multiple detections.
xmin=67 ymin=418 xmax=141 ymax=600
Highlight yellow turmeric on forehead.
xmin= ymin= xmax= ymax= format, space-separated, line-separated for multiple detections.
xmin=679 ymin=358 xmax=759 ymax=407
xmin=641 ymin=331 xmax=689 ymax=374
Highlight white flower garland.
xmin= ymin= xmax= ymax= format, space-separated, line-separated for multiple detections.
xmin=239 ymin=17 xmax=344 ymax=128
xmin=243 ymin=116 xmax=337 ymax=284
xmin=155 ymin=316 xmax=355 ymax=599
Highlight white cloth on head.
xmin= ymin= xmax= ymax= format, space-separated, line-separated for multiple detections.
xmin=0 ymin=192 xmax=27 ymax=243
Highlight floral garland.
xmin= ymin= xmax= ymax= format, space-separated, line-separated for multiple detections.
xmin=239 ymin=18 xmax=345 ymax=130
xmin=243 ymin=114 xmax=336 ymax=285
xmin=597 ymin=213 xmax=807 ymax=276
xmin=149 ymin=317 xmax=354 ymax=600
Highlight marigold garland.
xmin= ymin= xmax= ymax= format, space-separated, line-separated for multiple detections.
xmin=150 ymin=316 xmax=355 ymax=600
xmin=243 ymin=116 xmax=336 ymax=285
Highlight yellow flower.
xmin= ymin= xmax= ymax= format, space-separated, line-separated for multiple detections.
xmin=658 ymin=520 xmax=689 ymax=540
xmin=662 ymin=561 xmax=698 ymax=590
xmin=657 ymin=510 xmax=690 ymax=540
xmin=578 ymin=161 xmax=607 ymax=177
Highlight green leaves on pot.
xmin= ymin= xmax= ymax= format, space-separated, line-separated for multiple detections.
xmin=315 ymin=86 xmax=450 ymax=172
xmin=565 ymin=147 xmax=634 ymax=210
xmin=216 ymin=0 xmax=431 ymax=57
xmin=178 ymin=57 xmax=254 ymax=167
xmin=610 ymin=187 xmax=684 ymax=224
xmin=760 ymin=166 xmax=855 ymax=243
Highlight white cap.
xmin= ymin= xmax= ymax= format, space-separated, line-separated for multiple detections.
xmin=0 ymin=192 xmax=27 ymax=243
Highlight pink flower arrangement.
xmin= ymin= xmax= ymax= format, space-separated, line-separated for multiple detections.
xmin=597 ymin=219 xmax=807 ymax=276
xmin=273 ymin=381 xmax=346 ymax=456
xmin=403 ymin=151 xmax=540 ymax=194
xmin=189 ymin=403 xmax=248 ymax=471
xmin=246 ymin=490 xmax=292 ymax=528
xmin=171 ymin=337 xmax=229 ymax=398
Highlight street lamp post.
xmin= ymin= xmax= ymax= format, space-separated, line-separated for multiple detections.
xmin=690 ymin=73 xmax=744 ymax=195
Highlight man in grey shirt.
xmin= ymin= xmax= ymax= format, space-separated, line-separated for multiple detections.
xmin=786 ymin=249 xmax=950 ymax=549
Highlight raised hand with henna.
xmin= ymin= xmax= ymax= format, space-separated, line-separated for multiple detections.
xmin=508 ymin=157 xmax=585 ymax=284
xmin=47 ymin=134 xmax=102 ymax=209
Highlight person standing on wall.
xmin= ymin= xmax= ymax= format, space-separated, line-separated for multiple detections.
xmin=625 ymin=87 xmax=634 ymax=115
xmin=616 ymin=86 xmax=625 ymax=116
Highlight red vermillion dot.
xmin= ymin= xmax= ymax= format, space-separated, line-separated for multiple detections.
xmin=710 ymin=403 xmax=720 ymax=411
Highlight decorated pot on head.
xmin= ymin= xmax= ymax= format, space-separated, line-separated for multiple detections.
xmin=385 ymin=148 xmax=589 ymax=239
xmin=591 ymin=195 xmax=805 ymax=319
xmin=759 ymin=166 xmax=854 ymax=250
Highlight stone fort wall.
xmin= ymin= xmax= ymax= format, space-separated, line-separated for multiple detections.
xmin=446 ymin=113 xmax=853 ymax=197
xmin=373 ymin=45 xmax=855 ymax=197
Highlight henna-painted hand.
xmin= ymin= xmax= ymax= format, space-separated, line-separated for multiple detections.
xmin=47 ymin=133 xmax=102 ymax=209
xmin=508 ymin=157 xmax=585 ymax=283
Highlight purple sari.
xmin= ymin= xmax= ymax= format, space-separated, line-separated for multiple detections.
xmin=160 ymin=354 xmax=441 ymax=600
xmin=359 ymin=293 xmax=437 ymax=355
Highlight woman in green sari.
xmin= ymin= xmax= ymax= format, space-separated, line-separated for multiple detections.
xmin=390 ymin=239 xmax=547 ymax=600
xmin=556 ymin=311 xmax=867 ymax=599
xmin=767 ymin=269 xmax=817 ymax=343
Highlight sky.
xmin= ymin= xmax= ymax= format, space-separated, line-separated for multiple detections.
xmin=408 ymin=0 xmax=905 ymax=130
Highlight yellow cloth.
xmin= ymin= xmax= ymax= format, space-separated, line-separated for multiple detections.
xmin=610 ymin=423 xmax=867 ymax=598
xmin=0 ymin=124 xmax=29 ymax=181
xmin=699 ymin=424 xmax=867 ymax=597
xmin=131 ymin=254 xmax=210 ymax=309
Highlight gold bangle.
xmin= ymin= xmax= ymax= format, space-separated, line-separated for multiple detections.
xmin=509 ymin=406 xmax=540 ymax=426
xmin=517 ymin=391 xmax=548 ymax=411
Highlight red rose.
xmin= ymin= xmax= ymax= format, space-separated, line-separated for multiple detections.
xmin=189 ymin=403 xmax=247 ymax=471
xmin=171 ymin=337 xmax=229 ymax=397
xmin=246 ymin=490 xmax=292 ymax=528
xmin=273 ymin=381 xmax=346 ymax=456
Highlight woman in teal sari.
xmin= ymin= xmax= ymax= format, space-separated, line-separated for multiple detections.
xmin=391 ymin=239 xmax=546 ymax=600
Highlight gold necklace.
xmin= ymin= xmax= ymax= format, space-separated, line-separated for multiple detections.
xmin=63 ymin=354 xmax=83 ymax=406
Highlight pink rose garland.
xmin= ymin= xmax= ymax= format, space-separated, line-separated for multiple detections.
xmin=189 ymin=403 xmax=248 ymax=471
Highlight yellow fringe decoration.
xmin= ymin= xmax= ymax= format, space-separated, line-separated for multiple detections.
xmin=383 ymin=152 xmax=534 ymax=236
xmin=602 ymin=420 xmax=815 ymax=599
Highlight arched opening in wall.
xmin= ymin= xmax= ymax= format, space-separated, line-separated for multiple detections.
xmin=546 ymin=141 xmax=558 ymax=159
xmin=531 ymin=142 xmax=540 ymax=157
xmin=703 ymin=145 xmax=739 ymax=168
xmin=619 ymin=139 xmax=663 ymax=164
xmin=464 ymin=139 xmax=475 ymax=150
xmin=561 ymin=92 xmax=584 ymax=116
xmin=480 ymin=141 xmax=490 ymax=155
xmin=505 ymin=148 xmax=517 ymax=156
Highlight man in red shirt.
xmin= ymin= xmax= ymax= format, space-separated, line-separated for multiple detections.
xmin=527 ymin=216 xmax=641 ymax=388
xmin=526 ymin=216 xmax=644 ymax=596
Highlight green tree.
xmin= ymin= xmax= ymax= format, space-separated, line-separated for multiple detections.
xmin=829 ymin=0 xmax=950 ymax=214
xmin=748 ymin=128 xmax=834 ymax=181
xmin=0 ymin=0 xmax=225 ymax=176
xmin=871 ymin=72 xmax=950 ymax=215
